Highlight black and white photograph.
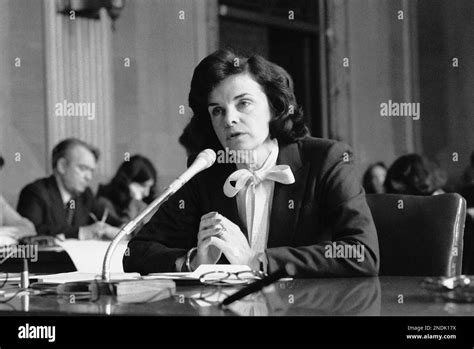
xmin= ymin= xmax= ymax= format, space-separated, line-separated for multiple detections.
xmin=0 ymin=0 xmax=473 ymax=346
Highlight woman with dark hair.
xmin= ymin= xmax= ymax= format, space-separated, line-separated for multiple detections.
xmin=363 ymin=162 xmax=387 ymax=194
xmin=385 ymin=153 xmax=474 ymax=274
xmin=384 ymin=154 xmax=446 ymax=196
xmin=97 ymin=155 xmax=157 ymax=227
xmin=125 ymin=50 xmax=379 ymax=277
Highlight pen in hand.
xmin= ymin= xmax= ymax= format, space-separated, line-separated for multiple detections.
xmin=89 ymin=209 xmax=108 ymax=224
xmin=101 ymin=208 xmax=109 ymax=224
xmin=220 ymin=263 xmax=296 ymax=308
xmin=88 ymin=211 xmax=107 ymax=240
xmin=89 ymin=213 xmax=98 ymax=223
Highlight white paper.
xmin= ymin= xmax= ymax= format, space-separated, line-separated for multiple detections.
xmin=37 ymin=271 xmax=141 ymax=284
xmin=57 ymin=239 xmax=128 ymax=273
xmin=141 ymin=272 xmax=194 ymax=280
xmin=144 ymin=264 xmax=252 ymax=281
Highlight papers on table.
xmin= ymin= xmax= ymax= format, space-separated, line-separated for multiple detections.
xmin=141 ymin=272 xmax=194 ymax=281
xmin=0 ymin=236 xmax=18 ymax=247
xmin=11 ymin=264 xmax=253 ymax=286
xmin=0 ymin=273 xmax=21 ymax=282
xmin=36 ymin=271 xmax=141 ymax=284
xmin=57 ymin=239 xmax=128 ymax=273
xmin=143 ymin=264 xmax=253 ymax=285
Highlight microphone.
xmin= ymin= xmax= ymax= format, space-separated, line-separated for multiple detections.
xmin=168 ymin=149 xmax=217 ymax=193
xmin=100 ymin=149 xmax=216 ymax=283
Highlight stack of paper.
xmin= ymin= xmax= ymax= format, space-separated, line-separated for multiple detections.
xmin=37 ymin=271 xmax=141 ymax=284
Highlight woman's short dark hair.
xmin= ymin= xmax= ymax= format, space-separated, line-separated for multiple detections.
xmin=179 ymin=49 xmax=309 ymax=155
xmin=384 ymin=154 xmax=447 ymax=195
xmin=98 ymin=155 xmax=157 ymax=213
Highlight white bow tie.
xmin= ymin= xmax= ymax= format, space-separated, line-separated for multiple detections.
xmin=223 ymin=164 xmax=295 ymax=198
xmin=222 ymin=163 xmax=295 ymax=252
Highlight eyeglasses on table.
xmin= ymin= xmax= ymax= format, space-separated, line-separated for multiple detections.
xmin=198 ymin=270 xmax=265 ymax=286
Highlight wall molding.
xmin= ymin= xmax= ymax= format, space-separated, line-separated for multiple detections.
xmin=42 ymin=0 xmax=114 ymax=180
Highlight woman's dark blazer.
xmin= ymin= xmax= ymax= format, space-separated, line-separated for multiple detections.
xmin=123 ymin=137 xmax=379 ymax=277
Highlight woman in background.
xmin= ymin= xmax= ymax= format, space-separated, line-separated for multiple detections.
xmin=96 ymin=155 xmax=157 ymax=227
xmin=384 ymin=153 xmax=474 ymax=273
xmin=362 ymin=162 xmax=387 ymax=194
xmin=384 ymin=154 xmax=446 ymax=195
xmin=0 ymin=155 xmax=36 ymax=245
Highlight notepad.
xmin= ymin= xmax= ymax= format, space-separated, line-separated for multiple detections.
xmin=57 ymin=239 xmax=128 ymax=273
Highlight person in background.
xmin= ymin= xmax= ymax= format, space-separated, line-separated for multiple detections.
xmin=0 ymin=155 xmax=36 ymax=246
xmin=362 ymin=162 xmax=387 ymax=194
xmin=96 ymin=155 xmax=157 ymax=227
xmin=460 ymin=151 xmax=474 ymax=274
xmin=384 ymin=154 xmax=446 ymax=196
xmin=462 ymin=151 xmax=474 ymax=186
xmin=385 ymin=153 xmax=474 ymax=274
xmin=179 ymin=122 xmax=200 ymax=159
xmin=17 ymin=138 xmax=119 ymax=241
xmin=461 ymin=151 xmax=474 ymax=213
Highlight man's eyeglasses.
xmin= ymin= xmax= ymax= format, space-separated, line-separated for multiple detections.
xmin=199 ymin=270 xmax=264 ymax=286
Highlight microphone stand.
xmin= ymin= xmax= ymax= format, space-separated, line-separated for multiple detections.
xmin=92 ymin=181 xmax=184 ymax=295
xmin=102 ymin=181 xmax=183 ymax=282
xmin=63 ymin=149 xmax=216 ymax=296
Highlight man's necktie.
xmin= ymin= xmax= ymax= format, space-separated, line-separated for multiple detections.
xmin=65 ymin=199 xmax=75 ymax=225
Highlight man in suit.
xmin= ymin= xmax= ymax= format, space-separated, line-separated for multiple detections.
xmin=17 ymin=138 xmax=118 ymax=240
xmin=124 ymin=50 xmax=379 ymax=277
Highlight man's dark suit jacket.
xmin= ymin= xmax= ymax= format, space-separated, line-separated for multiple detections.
xmin=17 ymin=175 xmax=103 ymax=238
xmin=124 ymin=137 xmax=380 ymax=277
